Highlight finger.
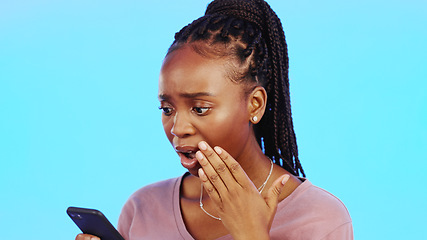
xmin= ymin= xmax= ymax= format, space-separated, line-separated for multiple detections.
xmin=198 ymin=168 xmax=222 ymax=205
xmin=213 ymin=146 xmax=251 ymax=189
xmin=197 ymin=141 xmax=231 ymax=192
xmin=76 ymin=234 xmax=100 ymax=240
xmin=265 ymin=175 xmax=290 ymax=211
xmin=196 ymin=150 xmax=228 ymax=194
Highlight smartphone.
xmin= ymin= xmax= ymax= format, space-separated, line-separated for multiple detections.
xmin=67 ymin=206 xmax=125 ymax=240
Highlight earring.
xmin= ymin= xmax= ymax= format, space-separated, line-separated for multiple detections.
xmin=252 ymin=116 xmax=258 ymax=122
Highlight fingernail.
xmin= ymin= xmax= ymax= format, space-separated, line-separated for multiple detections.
xmin=198 ymin=168 xmax=205 ymax=179
xmin=282 ymin=175 xmax=290 ymax=185
xmin=196 ymin=151 xmax=204 ymax=160
xmin=214 ymin=146 xmax=222 ymax=154
xmin=199 ymin=141 xmax=207 ymax=150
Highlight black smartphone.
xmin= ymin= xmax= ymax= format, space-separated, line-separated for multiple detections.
xmin=67 ymin=206 xmax=125 ymax=240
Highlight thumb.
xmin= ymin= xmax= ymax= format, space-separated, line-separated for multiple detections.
xmin=265 ymin=174 xmax=290 ymax=210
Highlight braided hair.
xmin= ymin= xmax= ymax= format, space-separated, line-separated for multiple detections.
xmin=167 ymin=0 xmax=305 ymax=177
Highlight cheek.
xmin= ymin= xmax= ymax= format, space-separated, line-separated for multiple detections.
xmin=201 ymin=106 xmax=250 ymax=152
xmin=162 ymin=116 xmax=173 ymax=142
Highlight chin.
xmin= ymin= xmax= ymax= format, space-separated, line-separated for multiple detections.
xmin=187 ymin=168 xmax=200 ymax=177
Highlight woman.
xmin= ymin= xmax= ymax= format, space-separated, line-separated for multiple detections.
xmin=77 ymin=0 xmax=353 ymax=239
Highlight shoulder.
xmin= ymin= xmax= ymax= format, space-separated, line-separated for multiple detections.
xmin=118 ymin=175 xmax=183 ymax=222
xmin=131 ymin=176 xmax=180 ymax=197
xmin=124 ymin=175 xmax=182 ymax=208
xmin=273 ymin=179 xmax=353 ymax=239
xmin=298 ymin=180 xmax=350 ymax=219
xmin=117 ymin=175 xmax=184 ymax=238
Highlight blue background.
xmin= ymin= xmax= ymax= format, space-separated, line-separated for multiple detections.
xmin=1 ymin=0 xmax=426 ymax=239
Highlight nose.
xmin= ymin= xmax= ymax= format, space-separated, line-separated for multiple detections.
xmin=170 ymin=112 xmax=195 ymax=138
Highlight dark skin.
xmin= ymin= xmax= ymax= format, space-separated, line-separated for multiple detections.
xmin=159 ymin=44 xmax=302 ymax=240
xmin=76 ymin=44 xmax=301 ymax=240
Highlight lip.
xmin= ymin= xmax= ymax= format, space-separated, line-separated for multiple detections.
xmin=175 ymin=145 xmax=199 ymax=153
xmin=175 ymin=145 xmax=200 ymax=170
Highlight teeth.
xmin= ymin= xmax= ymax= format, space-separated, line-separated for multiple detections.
xmin=182 ymin=151 xmax=196 ymax=158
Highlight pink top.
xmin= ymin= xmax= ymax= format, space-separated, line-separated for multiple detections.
xmin=118 ymin=173 xmax=353 ymax=240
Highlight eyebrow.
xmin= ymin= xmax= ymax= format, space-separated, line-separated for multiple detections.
xmin=158 ymin=92 xmax=215 ymax=100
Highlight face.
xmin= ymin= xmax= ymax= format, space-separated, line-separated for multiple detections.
xmin=158 ymin=44 xmax=254 ymax=176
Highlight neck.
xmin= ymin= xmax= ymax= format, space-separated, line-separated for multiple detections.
xmin=232 ymin=135 xmax=274 ymax=189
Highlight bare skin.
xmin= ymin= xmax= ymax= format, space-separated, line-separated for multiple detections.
xmin=75 ymin=234 xmax=99 ymax=240
xmin=75 ymin=44 xmax=301 ymax=240
xmin=160 ymin=45 xmax=302 ymax=239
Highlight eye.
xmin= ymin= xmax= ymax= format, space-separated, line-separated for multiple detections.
xmin=192 ymin=107 xmax=210 ymax=116
xmin=158 ymin=106 xmax=174 ymax=116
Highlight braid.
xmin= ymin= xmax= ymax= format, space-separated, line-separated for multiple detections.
xmin=168 ymin=0 xmax=305 ymax=177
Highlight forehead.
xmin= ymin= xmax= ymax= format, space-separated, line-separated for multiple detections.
xmin=158 ymin=45 xmax=240 ymax=98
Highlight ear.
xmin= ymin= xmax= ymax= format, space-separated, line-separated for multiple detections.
xmin=247 ymin=86 xmax=267 ymax=124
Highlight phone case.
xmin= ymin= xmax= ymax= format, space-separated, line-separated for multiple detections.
xmin=67 ymin=206 xmax=125 ymax=240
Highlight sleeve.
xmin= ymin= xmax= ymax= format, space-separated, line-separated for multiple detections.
xmin=320 ymin=221 xmax=353 ymax=240
xmin=117 ymin=199 xmax=135 ymax=240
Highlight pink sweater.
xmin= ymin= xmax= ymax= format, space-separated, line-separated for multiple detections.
xmin=118 ymin=174 xmax=353 ymax=240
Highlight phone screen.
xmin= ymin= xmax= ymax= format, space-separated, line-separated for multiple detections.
xmin=67 ymin=207 xmax=125 ymax=240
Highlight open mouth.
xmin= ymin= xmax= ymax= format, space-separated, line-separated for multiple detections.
xmin=182 ymin=151 xmax=196 ymax=159
xmin=177 ymin=148 xmax=200 ymax=170
xmin=175 ymin=145 xmax=200 ymax=170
